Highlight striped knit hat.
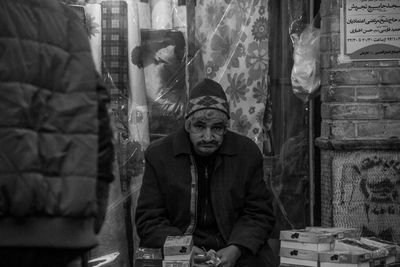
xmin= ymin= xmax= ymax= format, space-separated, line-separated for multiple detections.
xmin=185 ymin=78 xmax=230 ymax=119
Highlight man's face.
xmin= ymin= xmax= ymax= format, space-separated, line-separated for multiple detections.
xmin=185 ymin=109 xmax=228 ymax=156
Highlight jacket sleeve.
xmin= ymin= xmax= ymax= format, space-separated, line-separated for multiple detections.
xmin=94 ymin=77 xmax=115 ymax=233
xmin=135 ymin=150 xmax=183 ymax=248
xmin=227 ymin=147 xmax=275 ymax=255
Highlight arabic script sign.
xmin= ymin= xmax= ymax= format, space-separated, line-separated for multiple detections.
xmin=341 ymin=0 xmax=400 ymax=61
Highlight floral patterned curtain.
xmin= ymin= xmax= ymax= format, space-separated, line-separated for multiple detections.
xmin=195 ymin=0 xmax=272 ymax=151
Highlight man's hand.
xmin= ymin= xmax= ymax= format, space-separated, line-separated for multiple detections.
xmin=216 ymin=245 xmax=241 ymax=267
xmin=193 ymin=246 xmax=210 ymax=264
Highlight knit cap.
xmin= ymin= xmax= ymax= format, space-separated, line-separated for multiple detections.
xmin=185 ymin=78 xmax=230 ymax=119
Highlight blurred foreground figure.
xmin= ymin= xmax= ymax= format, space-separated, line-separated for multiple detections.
xmin=0 ymin=0 xmax=115 ymax=266
xmin=136 ymin=79 xmax=276 ymax=267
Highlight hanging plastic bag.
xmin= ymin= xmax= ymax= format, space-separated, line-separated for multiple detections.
xmin=290 ymin=24 xmax=321 ymax=102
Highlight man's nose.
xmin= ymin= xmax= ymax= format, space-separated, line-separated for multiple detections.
xmin=202 ymin=128 xmax=213 ymax=140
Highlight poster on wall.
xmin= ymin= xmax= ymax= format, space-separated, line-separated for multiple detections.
xmin=340 ymin=0 xmax=400 ymax=61
xmin=332 ymin=152 xmax=400 ymax=243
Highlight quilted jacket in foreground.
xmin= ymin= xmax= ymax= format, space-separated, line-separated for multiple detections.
xmin=0 ymin=0 xmax=114 ymax=249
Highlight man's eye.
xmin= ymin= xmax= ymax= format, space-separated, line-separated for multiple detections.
xmin=211 ymin=126 xmax=226 ymax=133
xmin=193 ymin=124 xmax=205 ymax=130
xmin=212 ymin=126 xmax=223 ymax=132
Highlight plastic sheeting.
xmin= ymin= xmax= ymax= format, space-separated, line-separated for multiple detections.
xmin=290 ymin=18 xmax=321 ymax=103
xmin=65 ymin=0 xmax=311 ymax=265
xmin=267 ymin=0 xmax=312 ymax=238
xmin=72 ymin=1 xmax=188 ymax=265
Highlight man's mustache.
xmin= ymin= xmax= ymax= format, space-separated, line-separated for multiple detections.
xmin=197 ymin=140 xmax=219 ymax=146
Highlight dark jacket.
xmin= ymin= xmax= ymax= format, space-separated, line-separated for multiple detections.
xmin=135 ymin=127 xmax=275 ymax=256
xmin=0 ymin=0 xmax=114 ymax=249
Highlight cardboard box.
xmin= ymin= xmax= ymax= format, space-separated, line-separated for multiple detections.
xmin=371 ymin=257 xmax=393 ymax=267
xmin=280 ymin=228 xmax=360 ymax=256
xmin=305 ymin=227 xmax=359 ymax=240
xmin=163 ymin=235 xmax=193 ymax=257
xmin=280 ymin=229 xmax=335 ymax=244
xmin=135 ymin=248 xmax=163 ymax=267
xmin=162 ymin=260 xmax=192 ymax=267
xmin=319 ymin=250 xmax=372 ymax=267
xmin=280 ymin=256 xmax=319 ymax=267
xmin=280 ymin=247 xmax=319 ymax=261
xmin=320 ymin=259 xmax=370 ymax=267
xmin=360 ymin=237 xmax=397 ymax=257
xmin=333 ymin=238 xmax=399 ymax=267
xmin=281 ymin=240 xmax=333 ymax=252
xmin=360 ymin=237 xmax=397 ymax=265
xmin=164 ymin=248 xmax=194 ymax=261
xmin=334 ymin=238 xmax=389 ymax=259
xmin=280 ymin=227 xmax=359 ymax=244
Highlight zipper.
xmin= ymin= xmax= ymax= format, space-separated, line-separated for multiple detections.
xmin=185 ymin=155 xmax=198 ymax=235
xmin=204 ymin=167 xmax=208 ymax=224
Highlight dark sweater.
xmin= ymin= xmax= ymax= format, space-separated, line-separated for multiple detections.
xmin=192 ymin=153 xmax=225 ymax=250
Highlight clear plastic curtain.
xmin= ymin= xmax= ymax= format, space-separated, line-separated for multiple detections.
xmin=63 ymin=0 xmax=313 ymax=265
xmin=267 ymin=0 xmax=311 ymax=237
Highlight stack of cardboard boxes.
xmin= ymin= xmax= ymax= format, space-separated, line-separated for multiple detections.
xmin=135 ymin=248 xmax=163 ymax=267
xmin=162 ymin=235 xmax=194 ymax=267
xmin=280 ymin=227 xmax=357 ymax=267
xmin=135 ymin=236 xmax=194 ymax=267
xmin=279 ymin=227 xmax=398 ymax=267
xmin=328 ymin=237 xmax=397 ymax=267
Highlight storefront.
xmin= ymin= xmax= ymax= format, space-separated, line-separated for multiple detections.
xmin=7 ymin=0 xmax=398 ymax=266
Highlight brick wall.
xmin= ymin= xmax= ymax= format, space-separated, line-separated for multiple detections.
xmin=319 ymin=0 xmax=400 ymax=141
xmin=317 ymin=0 xmax=400 ymax=232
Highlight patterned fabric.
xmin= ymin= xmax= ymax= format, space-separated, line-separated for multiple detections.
xmin=196 ymin=0 xmax=271 ymax=150
xmin=101 ymin=2 xmax=134 ymax=266
xmin=101 ymin=1 xmax=128 ymax=105
xmin=185 ymin=78 xmax=230 ymax=119
xmin=187 ymin=95 xmax=229 ymax=117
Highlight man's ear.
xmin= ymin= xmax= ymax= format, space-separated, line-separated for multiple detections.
xmin=184 ymin=119 xmax=191 ymax=132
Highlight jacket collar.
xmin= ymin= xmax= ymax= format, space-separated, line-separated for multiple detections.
xmin=173 ymin=126 xmax=238 ymax=157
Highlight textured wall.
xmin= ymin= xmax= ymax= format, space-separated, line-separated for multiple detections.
xmin=317 ymin=0 xmax=400 ymax=243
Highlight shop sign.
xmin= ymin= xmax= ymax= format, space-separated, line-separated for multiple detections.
xmin=340 ymin=0 xmax=400 ymax=61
